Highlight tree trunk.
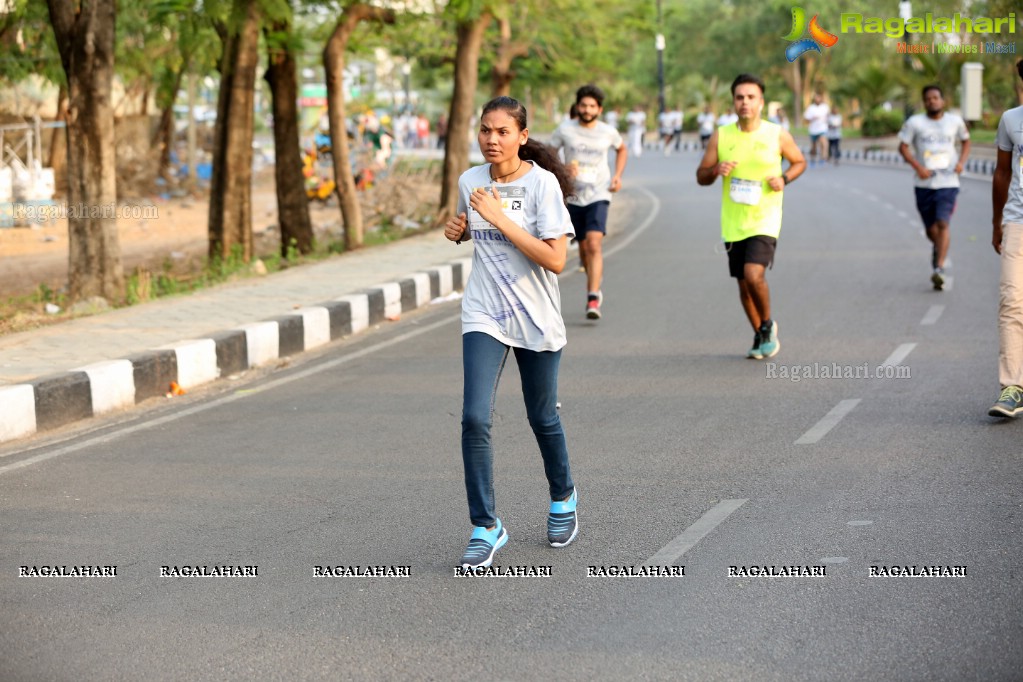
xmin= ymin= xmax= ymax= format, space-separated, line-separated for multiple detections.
xmin=788 ymin=61 xmax=803 ymax=126
xmin=153 ymin=65 xmax=187 ymax=180
xmin=208 ymin=0 xmax=259 ymax=262
xmin=323 ymin=3 xmax=395 ymax=251
xmin=491 ymin=16 xmax=528 ymax=98
xmin=46 ymin=0 xmax=123 ymax=303
xmin=48 ymin=85 xmax=68 ymax=197
xmin=438 ymin=12 xmax=491 ymax=222
xmin=265 ymin=17 xmax=313 ymax=257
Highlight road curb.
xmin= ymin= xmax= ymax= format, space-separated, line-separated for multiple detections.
xmin=0 ymin=257 xmax=472 ymax=445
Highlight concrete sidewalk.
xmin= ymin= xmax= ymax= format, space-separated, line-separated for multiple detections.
xmin=0 ymin=188 xmax=637 ymax=446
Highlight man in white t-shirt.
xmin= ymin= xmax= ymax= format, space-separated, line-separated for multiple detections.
xmin=803 ymin=93 xmax=830 ymax=167
xmin=625 ymin=105 xmax=647 ymax=157
xmin=658 ymin=104 xmax=683 ymax=155
xmin=716 ymin=111 xmax=738 ymax=127
xmin=826 ymin=110 xmax=843 ymax=165
xmin=697 ymin=105 xmax=716 ymax=149
xmin=898 ymin=84 xmax=971 ymax=290
xmin=551 ymin=84 xmax=627 ymax=320
xmin=989 ymin=59 xmax=1023 ymax=418
xmin=604 ymin=107 xmax=620 ymax=131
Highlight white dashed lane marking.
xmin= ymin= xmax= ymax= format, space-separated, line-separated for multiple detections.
xmin=881 ymin=343 xmax=916 ymax=367
xmin=643 ymin=499 xmax=748 ymax=567
xmin=795 ymin=399 xmax=862 ymax=445
xmin=921 ymin=305 xmax=945 ymax=325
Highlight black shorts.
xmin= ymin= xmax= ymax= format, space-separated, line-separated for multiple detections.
xmin=567 ymin=201 xmax=609 ymax=239
xmin=914 ymin=187 xmax=958 ymax=227
xmin=725 ymin=235 xmax=777 ymax=279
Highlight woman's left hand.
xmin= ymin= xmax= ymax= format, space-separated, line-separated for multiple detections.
xmin=469 ymin=186 xmax=505 ymax=228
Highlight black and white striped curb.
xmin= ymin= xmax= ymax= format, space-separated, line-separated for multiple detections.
xmin=0 ymin=258 xmax=472 ymax=445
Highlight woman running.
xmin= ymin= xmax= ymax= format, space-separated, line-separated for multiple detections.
xmin=444 ymin=96 xmax=579 ymax=568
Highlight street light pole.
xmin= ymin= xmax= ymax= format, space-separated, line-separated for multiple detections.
xmin=656 ymin=0 xmax=665 ymax=115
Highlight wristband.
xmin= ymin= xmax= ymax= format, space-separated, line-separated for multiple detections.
xmin=782 ymin=175 xmax=791 ymax=185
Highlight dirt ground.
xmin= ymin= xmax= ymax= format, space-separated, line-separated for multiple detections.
xmin=0 ymin=162 xmax=439 ymax=327
xmin=0 ymin=169 xmax=342 ymax=298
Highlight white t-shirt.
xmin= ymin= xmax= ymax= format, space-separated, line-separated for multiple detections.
xmin=827 ymin=113 xmax=843 ymax=139
xmin=717 ymin=112 xmax=738 ymax=127
xmin=898 ymin=112 xmax=971 ymax=189
xmin=658 ymin=111 xmax=674 ymax=135
xmin=996 ymin=105 xmax=1023 ymax=225
xmin=458 ymin=162 xmax=574 ymax=352
xmin=697 ymin=112 xmax=715 ymax=136
xmin=804 ymin=103 xmax=830 ymax=136
xmin=626 ymin=110 xmax=647 ymax=132
xmin=550 ymin=120 xmax=623 ymax=207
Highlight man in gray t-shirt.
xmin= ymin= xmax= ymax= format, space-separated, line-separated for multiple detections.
xmin=989 ymin=59 xmax=1023 ymax=418
xmin=550 ymin=84 xmax=627 ymax=321
xmin=898 ymin=84 xmax=971 ymax=291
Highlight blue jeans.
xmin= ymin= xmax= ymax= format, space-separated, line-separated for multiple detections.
xmin=461 ymin=332 xmax=573 ymax=528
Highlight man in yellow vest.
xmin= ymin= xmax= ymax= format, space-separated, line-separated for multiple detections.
xmin=696 ymin=73 xmax=806 ymax=359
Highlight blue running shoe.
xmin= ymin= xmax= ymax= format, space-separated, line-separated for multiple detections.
xmin=758 ymin=320 xmax=780 ymax=358
xmin=746 ymin=331 xmax=763 ymax=359
xmin=460 ymin=519 xmax=508 ymax=568
xmin=548 ymin=488 xmax=578 ymax=547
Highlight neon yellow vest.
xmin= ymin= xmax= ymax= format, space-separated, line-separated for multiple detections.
xmin=718 ymin=120 xmax=784 ymax=242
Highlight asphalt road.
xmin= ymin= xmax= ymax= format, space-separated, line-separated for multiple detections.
xmin=1 ymin=151 xmax=1021 ymax=681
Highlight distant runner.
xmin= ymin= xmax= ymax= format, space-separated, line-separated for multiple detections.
xmin=898 ymin=84 xmax=971 ymax=291
xmin=551 ymin=84 xmax=627 ymax=320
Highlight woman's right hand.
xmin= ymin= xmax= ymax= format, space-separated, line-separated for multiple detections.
xmin=445 ymin=212 xmax=468 ymax=242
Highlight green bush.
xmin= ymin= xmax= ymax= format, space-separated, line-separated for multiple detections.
xmin=861 ymin=107 xmax=903 ymax=137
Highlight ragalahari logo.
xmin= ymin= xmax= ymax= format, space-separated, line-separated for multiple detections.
xmin=783 ymin=7 xmax=839 ymax=61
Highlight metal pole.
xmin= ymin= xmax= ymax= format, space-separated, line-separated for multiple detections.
xmin=656 ymin=0 xmax=665 ymax=115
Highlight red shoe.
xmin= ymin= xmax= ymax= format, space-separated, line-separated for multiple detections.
xmin=586 ymin=292 xmax=603 ymax=320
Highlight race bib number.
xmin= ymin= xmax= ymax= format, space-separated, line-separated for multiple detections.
xmin=729 ymin=178 xmax=762 ymax=206
xmin=468 ymin=185 xmax=526 ymax=231
xmin=923 ymin=150 xmax=951 ymax=171
xmin=577 ymin=162 xmax=599 ymax=185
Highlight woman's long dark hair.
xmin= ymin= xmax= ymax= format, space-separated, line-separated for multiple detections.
xmin=481 ymin=96 xmax=574 ymax=201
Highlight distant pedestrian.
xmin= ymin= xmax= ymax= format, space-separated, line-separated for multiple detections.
xmin=443 ymin=96 xmax=579 ymax=568
xmin=988 ymin=58 xmax=1023 ymax=418
xmin=696 ymin=73 xmax=806 ymax=360
xmin=716 ymin=110 xmax=738 ymax=127
xmin=436 ymin=113 xmax=448 ymax=149
xmin=416 ymin=113 xmax=430 ymax=148
xmin=605 ymin=107 xmax=621 ymax=131
xmin=626 ymin=105 xmax=647 ymax=157
xmin=697 ymin=104 xmax=715 ymax=149
xmin=827 ymin=109 xmax=842 ymax=164
xmin=551 ymin=84 xmax=628 ymax=321
xmin=803 ymin=93 xmax=829 ymax=167
xmin=658 ymin=107 xmax=674 ymax=154
xmin=659 ymin=103 xmax=683 ymax=155
xmin=897 ymin=84 xmax=971 ymax=291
